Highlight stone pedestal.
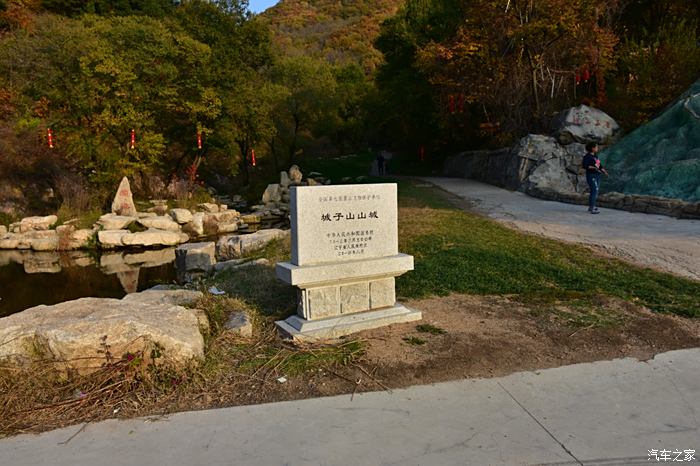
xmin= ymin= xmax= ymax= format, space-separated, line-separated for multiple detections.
xmin=274 ymin=183 xmax=421 ymax=341
xmin=275 ymin=255 xmax=420 ymax=340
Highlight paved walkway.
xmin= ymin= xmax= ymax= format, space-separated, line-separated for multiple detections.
xmin=417 ymin=178 xmax=700 ymax=281
xmin=1 ymin=349 xmax=699 ymax=466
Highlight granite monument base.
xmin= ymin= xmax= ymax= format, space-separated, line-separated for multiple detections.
xmin=275 ymin=303 xmax=422 ymax=342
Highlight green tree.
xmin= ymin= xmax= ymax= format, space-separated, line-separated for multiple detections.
xmin=269 ymin=55 xmax=338 ymax=165
xmin=0 ymin=14 xmax=219 ymax=185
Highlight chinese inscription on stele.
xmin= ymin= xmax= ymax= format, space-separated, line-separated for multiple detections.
xmin=291 ymin=184 xmax=398 ymax=266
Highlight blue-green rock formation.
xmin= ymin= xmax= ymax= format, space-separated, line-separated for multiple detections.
xmin=601 ymin=79 xmax=700 ymax=202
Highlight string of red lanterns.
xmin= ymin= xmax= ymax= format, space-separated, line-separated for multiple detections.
xmin=47 ymin=128 xmax=54 ymax=149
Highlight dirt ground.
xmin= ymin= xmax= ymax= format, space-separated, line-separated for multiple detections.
xmin=171 ymin=293 xmax=700 ymax=413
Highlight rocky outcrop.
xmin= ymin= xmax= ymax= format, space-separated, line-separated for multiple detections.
xmin=0 ymin=289 xmax=207 ymax=374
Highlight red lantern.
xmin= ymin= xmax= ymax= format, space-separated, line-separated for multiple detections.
xmin=448 ymin=95 xmax=455 ymax=114
xmin=575 ymin=73 xmax=581 ymax=85
xmin=250 ymin=148 xmax=257 ymax=167
xmin=583 ymin=68 xmax=590 ymax=82
xmin=419 ymin=145 xmax=425 ymax=161
xmin=47 ymin=128 xmax=54 ymax=149
xmin=130 ymin=129 xmax=135 ymax=149
xmin=197 ymin=131 xmax=202 ymax=150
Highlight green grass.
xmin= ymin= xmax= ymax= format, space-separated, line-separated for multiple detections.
xmin=238 ymin=340 xmax=365 ymax=376
xmin=395 ymin=180 xmax=700 ymax=318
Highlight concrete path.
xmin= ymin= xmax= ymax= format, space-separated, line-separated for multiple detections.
xmin=416 ymin=178 xmax=700 ymax=281
xmin=2 ymin=349 xmax=699 ymax=466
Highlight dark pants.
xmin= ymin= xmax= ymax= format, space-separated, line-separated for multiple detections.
xmin=586 ymin=172 xmax=601 ymax=210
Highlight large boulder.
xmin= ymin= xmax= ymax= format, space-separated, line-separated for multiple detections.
xmin=0 ymin=289 xmax=207 ymax=374
xmin=553 ymin=105 xmax=620 ymax=145
xmin=518 ymin=136 xmax=587 ymax=196
xmin=111 ymin=177 xmax=138 ymax=217
xmin=216 ymin=229 xmax=289 ymax=260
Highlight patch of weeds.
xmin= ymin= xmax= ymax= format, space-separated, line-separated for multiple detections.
xmin=416 ymin=323 xmax=446 ymax=335
xmin=529 ymin=304 xmax=625 ymax=329
xmin=402 ymin=336 xmax=426 ymax=346
xmin=238 ymin=340 xmax=365 ymax=377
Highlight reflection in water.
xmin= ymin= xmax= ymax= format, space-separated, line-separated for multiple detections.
xmin=0 ymin=248 xmax=177 ymax=317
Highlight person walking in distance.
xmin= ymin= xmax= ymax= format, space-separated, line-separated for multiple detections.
xmin=582 ymin=142 xmax=608 ymax=214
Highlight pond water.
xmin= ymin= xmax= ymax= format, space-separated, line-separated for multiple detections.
xmin=0 ymin=248 xmax=177 ymax=317
xmin=0 ymin=220 xmax=290 ymax=318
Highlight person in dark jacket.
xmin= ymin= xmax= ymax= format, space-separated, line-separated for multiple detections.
xmin=582 ymin=142 xmax=608 ymax=214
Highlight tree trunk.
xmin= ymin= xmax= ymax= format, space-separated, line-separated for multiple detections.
xmin=237 ymin=140 xmax=249 ymax=187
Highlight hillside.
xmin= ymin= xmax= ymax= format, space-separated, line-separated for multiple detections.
xmin=261 ymin=0 xmax=403 ymax=73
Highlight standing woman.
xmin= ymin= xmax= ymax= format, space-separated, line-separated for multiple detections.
xmin=582 ymin=142 xmax=608 ymax=214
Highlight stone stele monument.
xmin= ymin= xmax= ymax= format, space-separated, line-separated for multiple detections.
xmin=275 ymin=183 xmax=421 ymax=340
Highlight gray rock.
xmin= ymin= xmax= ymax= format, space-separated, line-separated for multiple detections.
xmin=121 ymin=230 xmax=188 ymax=248
xmin=138 ymin=216 xmax=181 ymax=232
xmin=289 ymin=165 xmax=303 ymax=184
xmin=183 ymin=212 xmax=205 ymax=237
xmin=169 ymin=209 xmax=194 ymax=224
xmin=10 ymin=215 xmax=58 ymax=233
xmin=225 ymin=312 xmax=253 ymax=338
xmin=111 ymin=177 xmax=138 ymax=217
xmin=262 ymin=184 xmax=282 ymax=203
xmin=216 ymin=229 xmax=289 ymax=260
xmin=27 ymin=230 xmax=59 ymax=252
xmin=198 ymin=203 xmax=219 ymax=213
xmin=175 ymin=242 xmax=216 ymax=274
xmin=553 ymin=105 xmax=620 ymax=145
xmin=97 ymin=229 xmax=129 ymax=248
xmin=213 ymin=258 xmax=269 ymax=273
xmin=280 ymin=171 xmax=290 ymax=188
xmin=98 ymin=214 xmax=137 ymax=230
